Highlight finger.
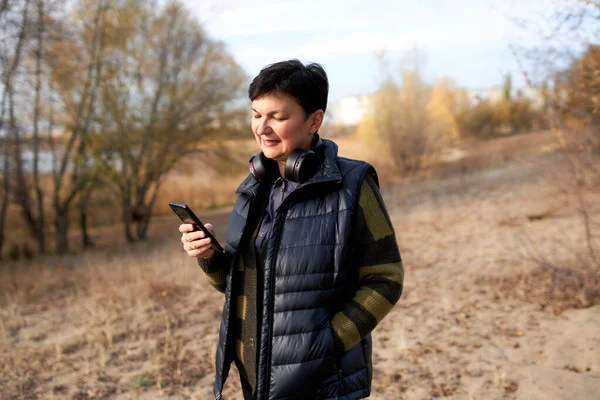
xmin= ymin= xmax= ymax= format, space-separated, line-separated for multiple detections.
xmin=188 ymin=245 xmax=215 ymax=259
xmin=178 ymin=223 xmax=195 ymax=233
xmin=194 ymin=238 xmax=212 ymax=249
xmin=181 ymin=231 xmax=198 ymax=244
xmin=204 ymin=223 xmax=215 ymax=235
xmin=185 ymin=231 xmax=208 ymax=243
xmin=184 ymin=237 xmax=212 ymax=251
xmin=190 ymin=247 xmax=213 ymax=258
xmin=181 ymin=231 xmax=202 ymax=244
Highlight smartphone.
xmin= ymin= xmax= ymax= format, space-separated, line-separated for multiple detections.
xmin=169 ymin=201 xmax=224 ymax=253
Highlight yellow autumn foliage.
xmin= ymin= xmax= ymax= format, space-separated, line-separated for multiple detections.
xmin=357 ymin=73 xmax=465 ymax=175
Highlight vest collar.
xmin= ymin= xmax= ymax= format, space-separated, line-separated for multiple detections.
xmin=300 ymin=136 xmax=342 ymax=187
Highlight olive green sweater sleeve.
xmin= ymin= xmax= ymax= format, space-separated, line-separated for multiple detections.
xmin=197 ymin=251 xmax=228 ymax=293
xmin=331 ymin=175 xmax=404 ymax=353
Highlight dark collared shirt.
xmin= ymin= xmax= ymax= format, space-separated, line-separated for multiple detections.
xmin=255 ymin=177 xmax=299 ymax=256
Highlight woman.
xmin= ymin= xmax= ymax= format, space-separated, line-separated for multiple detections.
xmin=179 ymin=60 xmax=404 ymax=400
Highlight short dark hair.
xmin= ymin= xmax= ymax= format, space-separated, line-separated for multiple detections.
xmin=248 ymin=59 xmax=329 ymax=116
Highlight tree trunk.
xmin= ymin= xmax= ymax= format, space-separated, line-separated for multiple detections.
xmin=36 ymin=198 xmax=45 ymax=253
xmin=55 ymin=206 xmax=69 ymax=254
xmin=137 ymin=212 xmax=149 ymax=240
xmin=0 ymin=142 xmax=9 ymax=258
xmin=33 ymin=0 xmax=46 ymax=254
xmin=0 ymin=196 xmax=7 ymax=260
xmin=49 ymin=1 xmax=108 ymax=255
xmin=79 ymin=188 xmax=94 ymax=248
xmin=134 ymin=201 xmax=150 ymax=240
xmin=136 ymin=180 xmax=162 ymax=240
xmin=9 ymin=75 xmax=39 ymax=240
xmin=0 ymin=96 xmax=10 ymax=258
xmin=4 ymin=0 xmax=35 ymax=241
xmin=80 ymin=208 xmax=94 ymax=248
xmin=122 ymin=199 xmax=135 ymax=242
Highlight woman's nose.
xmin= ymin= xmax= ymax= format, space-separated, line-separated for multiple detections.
xmin=256 ymin=119 xmax=272 ymax=136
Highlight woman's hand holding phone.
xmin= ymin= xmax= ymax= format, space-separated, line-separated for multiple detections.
xmin=179 ymin=222 xmax=216 ymax=259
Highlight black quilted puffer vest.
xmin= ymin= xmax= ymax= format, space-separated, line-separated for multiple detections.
xmin=213 ymin=138 xmax=377 ymax=400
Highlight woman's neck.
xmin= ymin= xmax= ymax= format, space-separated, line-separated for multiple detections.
xmin=277 ymin=160 xmax=286 ymax=178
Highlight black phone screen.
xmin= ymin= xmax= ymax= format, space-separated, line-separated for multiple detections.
xmin=169 ymin=202 xmax=224 ymax=253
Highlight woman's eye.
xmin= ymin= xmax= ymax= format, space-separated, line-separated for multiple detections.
xmin=253 ymin=115 xmax=260 ymax=119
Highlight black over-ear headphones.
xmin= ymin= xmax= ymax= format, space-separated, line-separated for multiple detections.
xmin=249 ymin=148 xmax=318 ymax=183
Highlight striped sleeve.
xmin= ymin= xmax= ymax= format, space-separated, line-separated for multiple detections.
xmin=331 ymin=175 xmax=404 ymax=353
xmin=197 ymin=251 xmax=228 ymax=293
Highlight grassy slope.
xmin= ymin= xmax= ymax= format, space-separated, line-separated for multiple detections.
xmin=1 ymin=130 xmax=599 ymax=399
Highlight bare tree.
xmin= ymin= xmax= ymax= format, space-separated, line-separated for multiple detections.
xmin=1 ymin=0 xmax=246 ymax=254
xmin=97 ymin=0 xmax=246 ymax=242
xmin=31 ymin=0 xmax=46 ymax=252
xmin=0 ymin=0 xmax=32 ymax=257
xmin=509 ymin=0 xmax=600 ymax=307
xmin=7 ymin=0 xmax=52 ymax=255
xmin=44 ymin=0 xmax=109 ymax=252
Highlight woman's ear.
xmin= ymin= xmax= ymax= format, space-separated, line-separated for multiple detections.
xmin=309 ymin=110 xmax=324 ymax=134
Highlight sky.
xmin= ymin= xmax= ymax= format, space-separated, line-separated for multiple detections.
xmin=181 ymin=0 xmax=553 ymax=102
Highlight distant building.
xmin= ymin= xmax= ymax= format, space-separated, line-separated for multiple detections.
xmin=327 ymin=94 xmax=369 ymax=126
xmin=327 ymin=86 xmax=545 ymax=128
xmin=466 ymin=86 xmax=544 ymax=109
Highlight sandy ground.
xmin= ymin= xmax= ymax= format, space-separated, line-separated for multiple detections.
xmin=375 ymin=153 xmax=600 ymax=399
xmin=1 ymin=131 xmax=599 ymax=399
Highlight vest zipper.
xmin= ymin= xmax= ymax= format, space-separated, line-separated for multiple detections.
xmin=261 ymin=201 xmax=289 ymax=399
xmin=260 ymin=181 xmax=337 ymax=398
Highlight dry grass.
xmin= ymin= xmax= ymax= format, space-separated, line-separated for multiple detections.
xmin=2 ymin=139 xmax=252 ymax=257
xmin=1 ymin=130 xmax=600 ymax=399
xmin=477 ymin=266 xmax=600 ymax=315
xmin=154 ymin=173 xmax=245 ymax=216
xmin=0 ymin=241 xmax=223 ymax=399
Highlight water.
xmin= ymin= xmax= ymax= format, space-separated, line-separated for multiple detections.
xmin=0 ymin=150 xmax=114 ymax=173
xmin=0 ymin=150 xmax=61 ymax=173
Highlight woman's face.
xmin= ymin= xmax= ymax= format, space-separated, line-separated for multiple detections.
xmin=251 ymin=93 xmax=323 ymax=162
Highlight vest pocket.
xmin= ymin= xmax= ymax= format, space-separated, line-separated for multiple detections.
xmin=313 ymin=322 xmax=342 ymax=399
xmin=324 ymin=319 xmax=343 ymax=392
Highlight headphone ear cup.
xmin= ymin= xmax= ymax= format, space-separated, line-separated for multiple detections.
xmin=249 ymin=152 xmax=271 ymax=181
xmin=285 ymin=149 xmax=317 ymax=183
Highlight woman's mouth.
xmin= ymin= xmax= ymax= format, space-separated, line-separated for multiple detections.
xmin=263 ymin=139 xmax=280 ymax=147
